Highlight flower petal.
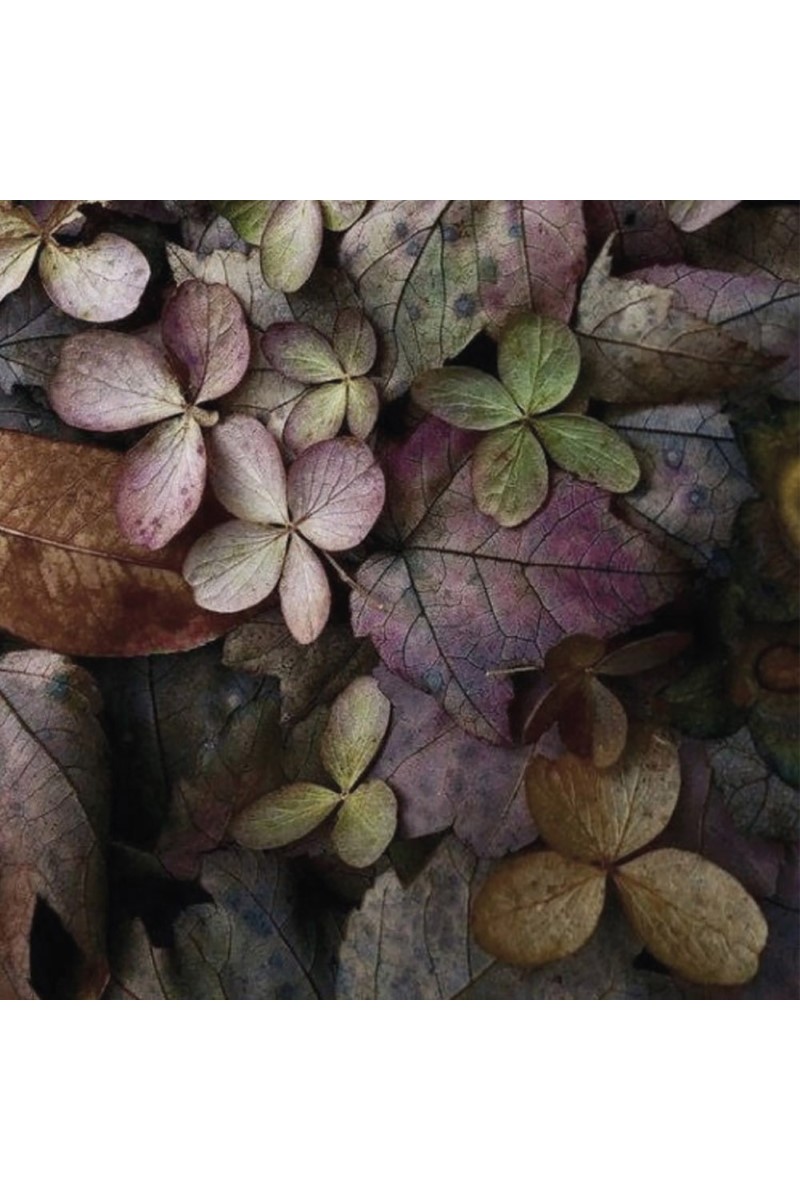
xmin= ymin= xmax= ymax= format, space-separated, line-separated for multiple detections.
xmin=283 ymin=382 xmax=348 ymax=453
xmin=471 ymin=424 xmax=549 ymax=526
xmin=231 ymin=783 xmax=341 ymax=850
xmin=0 ymin=204 xmax=41 ymax=303
xmin=345 ymin=377 xmax=379 ymax=439
xmin=183 ymin=520 xmax=288 ymax=612
xmin=116 ymin=414 xmax=207 ymax=549
xmin=319 ymin=201 xmax=367 ymax=232
xmin=161 ymin=280 xmax=250 ymax=404
xmin=260 ymin=200 xmax=323 ymax=293
xmin=289 ymin=438 xmax=385 ymax=551
xmin=321 ymin=676 xmax=392 ymax=791
xmin=332 ymin=309 xmax=377 ymax=376
xmin=279 ymin=535 xmax=330 ymax=644
xmin=498 ymin=313 xmax=580 ymax=414
xmin=208 ymin=416 xmax=289 ymax=524
xmin=413 ymin=367 xmax=521 ymax=430
xmin=49 ymin=331 xmax=185 ymax=431
xmin=262 ymin=322 xmax=343 ymax=384
xmin=331 ymin=780 xmax=397 ymax=868
xmin=38 ymin=233 xmax=150 ymax=321
xmin=533 ymin=414 xmax=641 ymax=492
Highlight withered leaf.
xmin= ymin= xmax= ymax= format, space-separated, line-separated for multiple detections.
xmin=0 ymin=275 xmax=83 ymax=393
xmin=709 ymin=727 xmax=798 ymax=842
xmin=470 ymin=850 xmax=607 ymax=968
xmin=0 ymin=651 xmax=109 ymax=998
xmin=0 ymin=430 xmax=239 ymax=656
xmin=682 ymin=203 xmax=799 ymax=283
xmin=613 ymin=848 xmax=768 ymax=985
xmin=525 ymin=728 xmax=681 ymax=863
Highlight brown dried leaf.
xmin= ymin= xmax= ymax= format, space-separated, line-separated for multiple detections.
xmin=526 ymin=727 xmax=681 ymax=864
xmin=0 ymin=651 xmax=109 ymax=998
xmin=0 ymin=430 xmax=238 ymax=656
xmin=470 ymin=850 xmax=607 ymax=968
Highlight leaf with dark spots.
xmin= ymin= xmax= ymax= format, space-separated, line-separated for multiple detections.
xmin=0 ymin=429 xmax=241 ymax=656
xmin=605 ymin=400 xmax=755 ymax=566
xmin=352 ymin=418 xmax=684 ymax=743
xmin=629 ymin=263 xmax=799 ymax=402
xmin=0 ymin=274 xmax=83 ymax=393
xmin=367 ymin=665 xmax=537 ymax=857
xmin=108 ymin=848 xmax=339 ymax=999
xmin=0 ymin=651 xmax=109 ymax=998
xmin=576 ymin=243 xmax=778 ymax=405
xmin=336 ymin=838 xmax=492 ymax=999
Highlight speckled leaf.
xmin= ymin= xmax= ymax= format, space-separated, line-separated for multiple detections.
xmin=161 ymin=280 xmax=249 ymax=403
xmin=116 ymin=415 xmax=206 ymax=550
xmin=605 ymin=401 xmax=754 ymax=566
xmin=0 ymin=651 xmax=109 ymax=999
xmin=630 ymin=264 xmax=799 ymax=402
xmin=525 ymin=727 xmax=681 ymax=863
xmin=231 ymin=782 xmax=340 ymax=849
xmin=109 ymin=848 xmax=337 ymax=999
xmin=260 ymin=200 xmax=323 ymax=293
xmin=471 ymin=851 xmax=607 ymax=968
xmin=666 ymin=202 xmax=739 ymax=232
xmin=471 ymin=424 xmax=548 ymax=526
xmin=534 ymin=413 xmax=640 ymax=492
xmin=38 ymin=233 xmax=149 ymax=322
xmin=0 ymin=430 xmax=238 ymax=656
xmin=321 ymin=676 xmax=391 ymax=791
xmin=577 ymin=243 xmax=776 ymax=404
xmin=50 ymin=331 xmax=184 ymax=431
xmin=336 ymin=838 xmax=492 ymax=999
xmin=0 ymin=275 xmax=83 ymax=392
xmin=331 ymin=780 xmax=397 ymax=868
xmin=352 ymin=419 xmax=684 ymax=743
xmin=368 ymin=666 xmax=536 ymax=856
xmin=223 ymin=611 xmax=377 ymax=724
xmin=614 ymin=849 xmax=768 ymax=986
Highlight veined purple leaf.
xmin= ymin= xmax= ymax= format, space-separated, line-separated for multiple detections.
xmin=116 ymin=415 xmax=206 ymax=549
xmin=584 ymin=201 xmax=683 ymax=272
xmin=38 ymin=232 xmax=150 ymax=322
xmin=50 ymin=331 xmax=185 ymax=431
xmin=161 ymin=280 xmax=249 ymax=403
xmin=289 ymin=437 xmax=385 ymax=551
xmin=666 ymin=201 xmax=740 ymax=233
xmin=351 ymin=418 xmax=684 ymax=743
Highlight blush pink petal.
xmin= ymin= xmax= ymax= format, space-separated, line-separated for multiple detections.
xmin=38 ymin=233 xmax=150 ymax=322
xmin=162 ymin=280 xmax=250 ymax=404
xmin=116 ymin=414 xmax=207 ymax=549
xmin=289 ymin=438 xmax=385 ymax=551
xmin=49 ymin=331 xmax=185 ymax=431
xmin=183 ymin=520 xmax=288 ymax=612
xmin=279 ymin=534 xmax=331 ymax=645
xmin=209 ymin=416 xmax=289 ymax=524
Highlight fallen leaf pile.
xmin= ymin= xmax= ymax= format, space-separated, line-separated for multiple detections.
xmin=0 ymin=199 xmax=795 ymax=999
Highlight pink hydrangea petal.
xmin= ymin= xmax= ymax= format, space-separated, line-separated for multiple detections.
xmin=183 ymin=520 xmax=288 ymax=612
xmin=279 ymin=534 xmax=331 ymax=644
xmin=262 ymin=322 xmax=343 ymax=384
xmin=208 ymin=416 xmax=289 ymax=524
xmin=162 ymin=280 xmax=250 ymax=404
xmin=38 ymin=233 xmax=150 ymax=321
xmin=116 ymin=414 xmax=207 ymax=549
xmin=49 ymin=331 xmax=185 ymax=431
xmin=288 ymin=437 xmax=385 ymax=551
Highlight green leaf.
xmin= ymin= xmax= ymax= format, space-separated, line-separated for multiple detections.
xmin=216 ymin=201 xmax=272 ymax=245
xmin=412 ymin=367 xmax=519 ymax=430
xmin=471 ymin=424 xmax=548 ymax=526
xmin=497 ymin=313 xmax=580 ymax=414
xmin=230 ymin=782 xmax=341 ymax=849
xmin=533 ymin=413 xmax=641 ymax=492
xmin=332 ymin=780 xmax=397 ymax=868
xmin=321 ymin=676 xmax=391 ymax=791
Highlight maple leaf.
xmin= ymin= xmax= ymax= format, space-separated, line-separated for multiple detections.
xmin=352 ymin=417 xmax=684 ymax=743
xmin=231 ymin=676 xmax=397 ymax=868
xmin=0 ymin=201 xmax=149 ymax=321
xmin=49 ymin=279 xmax=251 ymax=548
xmin=262 ymin=309 xmax=380 ymax=450
xmin=183 ymin=416 xmax=385 ymax=644
xmin=0 ymin=651 xmax=109 ymax=998
xmin=340 ymin=201 xmax=586 ymax=397
xmin=413 ymin=313 xmax=639 ymax=526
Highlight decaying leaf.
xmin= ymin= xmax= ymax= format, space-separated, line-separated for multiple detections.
xmin=0 ymin=275 xmax=83 ymax=393
xmin=709 ymin=727 xmax=798 ymax=841
xmin=0 ymin=651 xmax=109 ymax=998
xmin=613 ymin=848 xmax=768 ymax=986
xmin=666 ymin=201 xmax=739 ymax=233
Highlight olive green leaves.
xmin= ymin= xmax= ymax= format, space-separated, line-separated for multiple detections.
xmin=412 ymin=314 xmax=640 ymax=526
xmin=231 ymin=677 xmax=397 ymax=868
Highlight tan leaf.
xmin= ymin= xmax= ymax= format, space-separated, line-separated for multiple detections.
xmin=470 ymin=850 xmax=607 ymax=967
xmin=613 ymin=849 xmax=768 ymax=985
xmin=525 ymin=727 xmax=681 ymax=863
